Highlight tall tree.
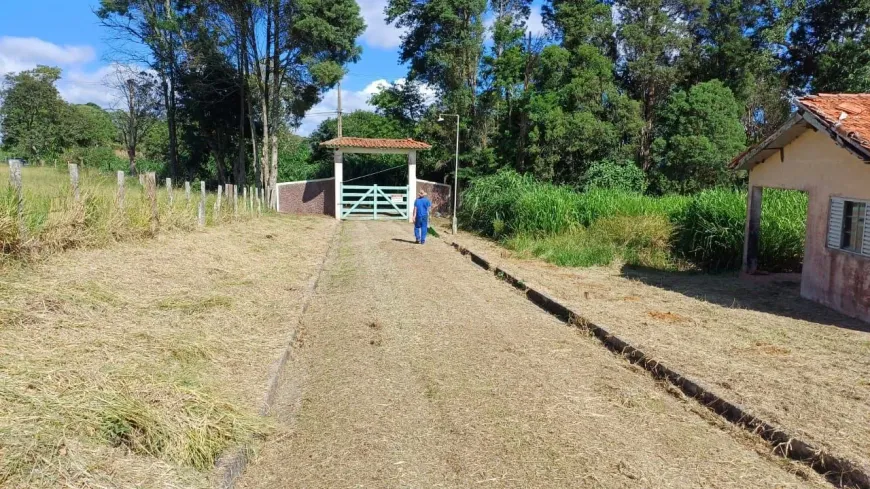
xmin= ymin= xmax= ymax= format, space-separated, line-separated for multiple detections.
xmin=614 ymin=0 xmax=708 ymax=171
xmin=64 ymin=103 xmax=118 ymax=149
xmin=504 ymin=0 xmax=641 ymax=184
xmin=0 ymin=66 xmax=67 ymax=162
xmin=387 ymin=0 xmax=488 ymax=172
xmin=97 ymin=0 xmax=187 ymax=179
xmin=786 ymin=0 xmax=870 ymax=93
xmin=688 ymin=0 xmax=792 ymax=142
xmin=112 ymin=68 xmax=163 ymax=174
xmin=652 ymin=79 xmax=746 ymax=193
xmin=245 ymin=0 xmax=364 ymax=208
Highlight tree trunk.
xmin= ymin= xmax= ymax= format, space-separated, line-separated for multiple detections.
xmin=167 ymin=69 xmax=179 ymax=179
xmin=267 ymin=0 xmax=280 ymax=209
xmin=234 ymin=28 xmax=247 ymax=186
xmin=128 ymin=147 xmax=137 ymax=174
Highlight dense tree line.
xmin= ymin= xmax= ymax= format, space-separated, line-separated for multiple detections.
xmin=368 ymin=0 xmax=870 ymax=194
xmin=2 ymin=0 xmax=867 ymax=199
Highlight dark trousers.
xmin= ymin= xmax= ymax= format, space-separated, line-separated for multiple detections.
xmin=414 ymin=217 xmax=429 ymax=243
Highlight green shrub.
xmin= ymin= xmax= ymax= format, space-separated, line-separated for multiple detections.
xmin=61 ymin=146 xmax=127 ymax=173
xmin=581 ymin=159 xmax=647 ymax=193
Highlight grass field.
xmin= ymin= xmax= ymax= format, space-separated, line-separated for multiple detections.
xmin=459 ymin=170 xmax=808 ymax=272
xmin=0 ymin=165 xmax=256 ymax=264
xmin=0 ymin=215 xmax=336 ymax=487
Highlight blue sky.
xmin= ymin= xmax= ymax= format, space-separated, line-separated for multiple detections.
xmin=0 ymin=0 xmax=546 ymax=134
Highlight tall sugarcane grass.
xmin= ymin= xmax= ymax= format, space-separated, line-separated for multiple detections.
xmin=459 ymin=170 xmax=807 ymax=272
xmin=0 ymin=165 xmax=254 ymax=264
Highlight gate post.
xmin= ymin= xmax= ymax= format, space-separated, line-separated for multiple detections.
xmin=373 ymin=184 xmax=378 ymax=220
xmin=407 ymin=150 xmax=416 ymax=223
xmin=334 ymin=150 xmax=343 ymax=220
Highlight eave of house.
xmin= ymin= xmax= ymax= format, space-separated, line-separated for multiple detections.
xmin=731 ymin=108 xmax=870 ymax=172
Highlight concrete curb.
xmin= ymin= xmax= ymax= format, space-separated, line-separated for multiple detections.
xmin=449 ymin=241 xmax=869 ymax=489
xmin=213 ymin=220 xmax=342 ymax=489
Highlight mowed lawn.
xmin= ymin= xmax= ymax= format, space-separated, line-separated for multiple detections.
xmin=0 ymin=215 xmax=336 ymax=488
xmin=448 ymin=225 xmax=870 ymax=477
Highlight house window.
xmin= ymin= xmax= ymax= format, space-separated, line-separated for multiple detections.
xmin=828 ymin=198 xmax=870 ymax=256
xmin=842 ymin=201 xmax=866 ymax=252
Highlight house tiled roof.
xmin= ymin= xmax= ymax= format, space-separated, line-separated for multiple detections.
xmin=730 ymin=93 xmax=870 ymax=170
xmin=319 ymin=137 xmax=432 ymax=150
xmin=798 ymin=94 xmax=870 ymax=154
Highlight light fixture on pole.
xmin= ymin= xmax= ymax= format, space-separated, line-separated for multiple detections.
xmin=438 ymin=113 xmax=460 ymax=234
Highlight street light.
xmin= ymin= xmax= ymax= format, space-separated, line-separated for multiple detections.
xmin=438 ymin=113 xmax=460 ymax=234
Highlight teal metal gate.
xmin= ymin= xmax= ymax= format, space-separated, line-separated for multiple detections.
xmin=340 ymin=184 xmax=408 ymax=220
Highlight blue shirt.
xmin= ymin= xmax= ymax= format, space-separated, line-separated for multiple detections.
xmin=414 ymin=197 xmax=431 ymax=220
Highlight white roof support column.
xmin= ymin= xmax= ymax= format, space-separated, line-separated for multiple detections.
xmin=334 ymin=150 xmax=343 ymax=220
xmin=408 ymin=150 xmax=417 ymax=222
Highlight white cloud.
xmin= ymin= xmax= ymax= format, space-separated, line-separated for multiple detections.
xmin=296 ymin=77 xmax=436 ymax=136
xmin=0 ymin=36 xmax=140 ymax=109
xmin=58 ymin=64 xmax=125 ymax=107
xmin=359 ymin=0 xmax=405 ymax=49
xmin=527 ymin=5 xmax=547 ymax=36
xmin=0 ymin=36 xmax=95 ymax=69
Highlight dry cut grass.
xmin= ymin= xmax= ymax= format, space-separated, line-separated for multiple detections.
xmin=0 ymin=215 xmax=336 ymax=488
xmin=239 ymin=221 xmax=825 ymax=489
xmin=447 ymin=223 xmax=870 ymax=478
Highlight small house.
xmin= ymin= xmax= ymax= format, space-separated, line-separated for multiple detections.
xmin=731 ymin=94 xmax=870 ymax=322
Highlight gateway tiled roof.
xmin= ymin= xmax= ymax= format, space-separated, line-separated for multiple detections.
xmin=730 ymin=93 xmax=870 ymax=170
xmin=319 ymin=137 xmax=432 ymax=150
xmin=799 ymin=94 xmax=870 ymax=154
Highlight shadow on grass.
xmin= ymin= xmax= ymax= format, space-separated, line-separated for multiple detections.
xmin=620 ymin=265 xmax=870 ymax=333
xmin=391 ymin=238 xmax=418 ymax=245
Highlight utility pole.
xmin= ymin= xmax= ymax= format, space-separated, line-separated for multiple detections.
xmin=337 ymin=81 xmax=343 ymax=138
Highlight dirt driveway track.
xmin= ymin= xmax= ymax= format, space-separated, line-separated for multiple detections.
xmin=238 ymin=221 xmax=823 ymax=489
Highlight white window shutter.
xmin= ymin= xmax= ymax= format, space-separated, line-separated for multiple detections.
xmin=828 ymin=198 xmax=845 ymax=249
xmin=863 ymin=204 xmax=870 ymax=256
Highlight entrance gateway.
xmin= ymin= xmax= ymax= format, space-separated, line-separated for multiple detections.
xmin=340 ymin=185 xmax=409 ymax=220
xmin=320 ymin=137 xmax=432 ymax=221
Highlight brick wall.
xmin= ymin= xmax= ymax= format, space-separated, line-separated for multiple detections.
xmin=277 ymin=178 xmax=335 ymax=217
xmin=417 ymin=180 xmax=452 ymax=217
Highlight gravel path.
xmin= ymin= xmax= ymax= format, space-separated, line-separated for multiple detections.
xmin=238 ymin=221 xmax=824 ymax=488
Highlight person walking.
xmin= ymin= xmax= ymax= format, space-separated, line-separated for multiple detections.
xmin=412 ymin=189 xmax=432 ymax=244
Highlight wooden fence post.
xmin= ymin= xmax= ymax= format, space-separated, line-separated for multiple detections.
xmin=146 ymin=172 xmax=158 ymax=233
xmin=216 ymin=184 xmax=223 ymax=213
xmin=9 ymin=160 xmax=26 ymax=240
xmin=234 ymin=185 xmax=239 ymax=217
xmin=166 ymin=178 xmax=173 ymax=205
xmin=117 ymin=171 xmax=125 ymax=210
xmin=243 ymin=186 xmax=248 ymax=214
xmin=185 ymin=181 xmax=191 ymax=203
xmin=139 ymin=173 xmax=145 ymax=186
xmin=68 ymin=163 xmax=80 ymax=202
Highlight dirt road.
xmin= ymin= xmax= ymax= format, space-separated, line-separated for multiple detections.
xmin=238 ymin=221 xmax=822 ymax=488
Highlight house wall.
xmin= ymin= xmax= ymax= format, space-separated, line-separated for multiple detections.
xmin=417 ymin=180 xmax=452 ymax=217
xmin=276 ymin=178 xmax=335 ymax=217
xmin=749 ymin=129 xmax=870 ymax=322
